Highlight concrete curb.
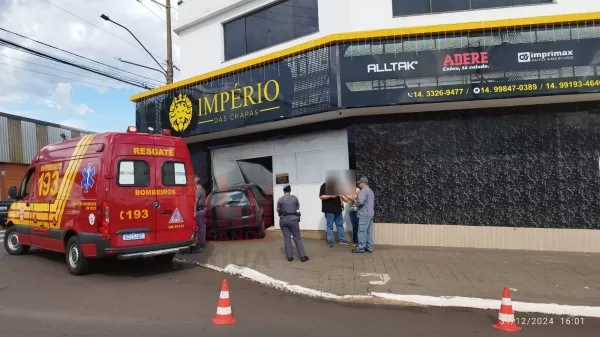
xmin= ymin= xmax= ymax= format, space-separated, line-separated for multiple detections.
xmin=176 ymin=257 xmax=600 ymax=318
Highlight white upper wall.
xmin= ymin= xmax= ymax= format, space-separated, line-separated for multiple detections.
xmin=174 ymin=0 xmax=600 ymax=79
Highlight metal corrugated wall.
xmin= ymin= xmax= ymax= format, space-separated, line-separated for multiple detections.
xmin=47 ymin=126 xmax=65 ymax=145
xmin=35 ymin=124 xmax=48 ymax=151
xmin=0 ymin=115 xmax=92 ymax=164
xmin=20 ymin=121 xmax=37 ymax=164
xmin=0 ymin=116 xmax=9 ymax=162
xmin=7 ymin=118 xmax=23 ymax=164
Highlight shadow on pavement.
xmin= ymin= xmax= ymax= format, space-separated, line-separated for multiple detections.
xmin=25 ymin=248 xmax=194 ymax=277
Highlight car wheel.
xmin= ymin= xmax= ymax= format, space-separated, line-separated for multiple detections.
xmin=153 ymin=253 xmax=175 ymax=264
xmin=65 ymin=236 xmax=91 ymax=276
xmin=3 ymin=226 xmax=30 ymax=255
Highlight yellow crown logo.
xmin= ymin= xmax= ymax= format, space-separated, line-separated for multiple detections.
xmin=169 ymin=93 xmax=193 ymax=132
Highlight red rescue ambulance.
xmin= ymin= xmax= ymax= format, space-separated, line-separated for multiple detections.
xmin=3 ymin=127 xmax=197 ymax=275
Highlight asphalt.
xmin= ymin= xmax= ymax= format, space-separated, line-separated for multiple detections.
xmin=0 ymin=247 xmax=598 ymax=337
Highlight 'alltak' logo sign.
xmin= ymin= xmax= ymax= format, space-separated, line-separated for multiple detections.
xmin=367 ymin=61 xmax=418 ymax=73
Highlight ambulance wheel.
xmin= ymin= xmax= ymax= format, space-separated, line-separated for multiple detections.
xmin=66 ymin=236 xmax=91 ymax=276
xmin=153 ymin=253 xmax=175 ymax=264
xmin=3 ymin=226 xmax=30 ymax=255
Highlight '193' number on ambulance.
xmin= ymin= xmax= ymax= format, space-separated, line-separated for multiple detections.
xmin=120 ymin=209 xmax=149 ymax=220
xmin=38 ymin=171 xmax=60 ymax=197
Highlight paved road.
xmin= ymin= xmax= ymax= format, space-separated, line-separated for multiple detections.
xmin=0 ymin=248 xmax=598 ymax=337
xmin=0 ymin=228 xmax=5 ymax=243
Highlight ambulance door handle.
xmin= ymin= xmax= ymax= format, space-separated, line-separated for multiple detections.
xmin=161 ymin=210 xmax=173 ymax=215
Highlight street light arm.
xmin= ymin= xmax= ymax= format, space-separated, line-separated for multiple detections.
xmin=118 ymin=58 xmax=167 ymax=81
xmin=149 ymin=0 xmax=167 ymax=8
xmin=101 ymin=14 xmax=166 ymax=73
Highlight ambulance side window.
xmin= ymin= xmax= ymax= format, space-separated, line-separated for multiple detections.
xmin=19 ymin=168 xmax=36 ymax=198
xmin=161 ymin=161 xmax=187 ymax=186
xmin=117 ymin=160 xmax=150 ymax=187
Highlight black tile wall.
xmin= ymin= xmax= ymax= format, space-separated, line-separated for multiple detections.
xmin=354 ymin=102 xmax=600 ymax=229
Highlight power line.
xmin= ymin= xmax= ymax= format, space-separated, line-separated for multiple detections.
xmin=0 ymin=53 xmax=131 ymax=86
xmin=0 ymin=39 xmax=152 ymax=88
xmin=0 ymin=61 xmax=129 ymax=90
xmin=0 ymin=27 xmax=165 ymax=85
xmin=0 ymin=38 xmax=153 ymax=89
xmin=152 ymin=0 xmax=166 ymax=12
xmin=136 ymin=0 xmax=165 ymax=23
xmin=153 ymin=0 xmax=181 ymax=24
xmin=41 ymin=0 xmax=166 ymax=62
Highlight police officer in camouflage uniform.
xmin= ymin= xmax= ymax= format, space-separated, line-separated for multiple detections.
xmin=277 ymin=185 xmax=309 ymax=262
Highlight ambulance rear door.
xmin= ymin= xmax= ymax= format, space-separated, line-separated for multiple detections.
xmin=109 ymin=135 xmax=159 ymax=248
xmin=152 ymin=135 xmax=195 ymax=244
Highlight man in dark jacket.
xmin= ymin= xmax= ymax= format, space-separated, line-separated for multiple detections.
xmin=320 ymin=178 xmax=348 ymax=247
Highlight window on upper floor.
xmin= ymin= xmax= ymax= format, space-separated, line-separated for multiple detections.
xmin=392 ymin=0 xmax=553 ymax=16
xmin=223 ymin=0 xmax=319 ymax=61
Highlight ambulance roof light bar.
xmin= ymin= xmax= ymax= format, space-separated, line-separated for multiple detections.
xmin=127 ymin=126 xmax=138 ymax=133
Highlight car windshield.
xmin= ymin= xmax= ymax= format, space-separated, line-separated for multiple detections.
xmin=209 ymin=190 xmax=249 ymax=207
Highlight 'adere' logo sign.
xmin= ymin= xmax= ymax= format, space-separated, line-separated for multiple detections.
xmin=169 ymin=93 xmax=193 ymax=132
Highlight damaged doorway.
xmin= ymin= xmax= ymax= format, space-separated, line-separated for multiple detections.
xmin=236 ymin=157 xmax=274 ymax=233
xmin=210 ymin=156 xmax=274 ymax=241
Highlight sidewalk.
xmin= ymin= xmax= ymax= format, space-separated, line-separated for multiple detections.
xmin=177 ymin=236 xmax=600 ymax=307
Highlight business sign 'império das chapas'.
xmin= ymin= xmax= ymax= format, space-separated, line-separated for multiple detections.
xmin=162 ymin=63 xmax=294 ymax=136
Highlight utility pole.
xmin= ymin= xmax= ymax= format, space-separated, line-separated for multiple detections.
xmin=113 ymin=0 xmax=175 ymax=84
xmin=165 ymin=0 xmax=173 ymax=84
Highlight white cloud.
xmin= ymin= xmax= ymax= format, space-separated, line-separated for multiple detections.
xmin=58 ymin=119 xmax=87 ymax=130
xmin=0 ymin=0 xmax=180 ymax=118
xmin=47 ymin=82 xmax=94 ymax=115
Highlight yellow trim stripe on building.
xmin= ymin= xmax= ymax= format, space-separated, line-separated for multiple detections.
xmin=130 ymin=12 xmax=600 ymax=102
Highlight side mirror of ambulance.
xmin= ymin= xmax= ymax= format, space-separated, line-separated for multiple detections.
xmin=8 ymin=186 xmax=18 ymax=200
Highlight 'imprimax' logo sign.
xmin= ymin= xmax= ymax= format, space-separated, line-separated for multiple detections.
xmin=517 ymin=50 xmax=574 ymax=63
xmin=367 ymin=61 xmax=418 ymax=73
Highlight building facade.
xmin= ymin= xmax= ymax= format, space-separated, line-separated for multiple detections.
xmin=0 ymin=112 xmax=93 ymax=200
xmin=133 ymin=0 xmax=600 ymax=252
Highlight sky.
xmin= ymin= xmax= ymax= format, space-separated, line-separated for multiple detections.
xmin=0 ymin=0 xmax=181 ymax=132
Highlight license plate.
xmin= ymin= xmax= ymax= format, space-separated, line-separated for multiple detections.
xmin=0 ymin=207 xmax=7 ymax=211
xmin=123 ymin=232 xmax=145 ymax=241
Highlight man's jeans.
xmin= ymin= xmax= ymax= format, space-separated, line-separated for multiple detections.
xmin=356 ymin=216 xmax=374 ymax=252
xmin=325 ymin=212 xmax=346 ymax=243
xmin=196 ymin=214 xmax=206 ymax=245
xmin=349 ymin=211 xmax=359 ymax=244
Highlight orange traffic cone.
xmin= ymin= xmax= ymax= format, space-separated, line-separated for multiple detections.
xmin=212 ymin=279 xmax=236 ymax=325
xmin=493 ymin=286 xmax=521 ymax=332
